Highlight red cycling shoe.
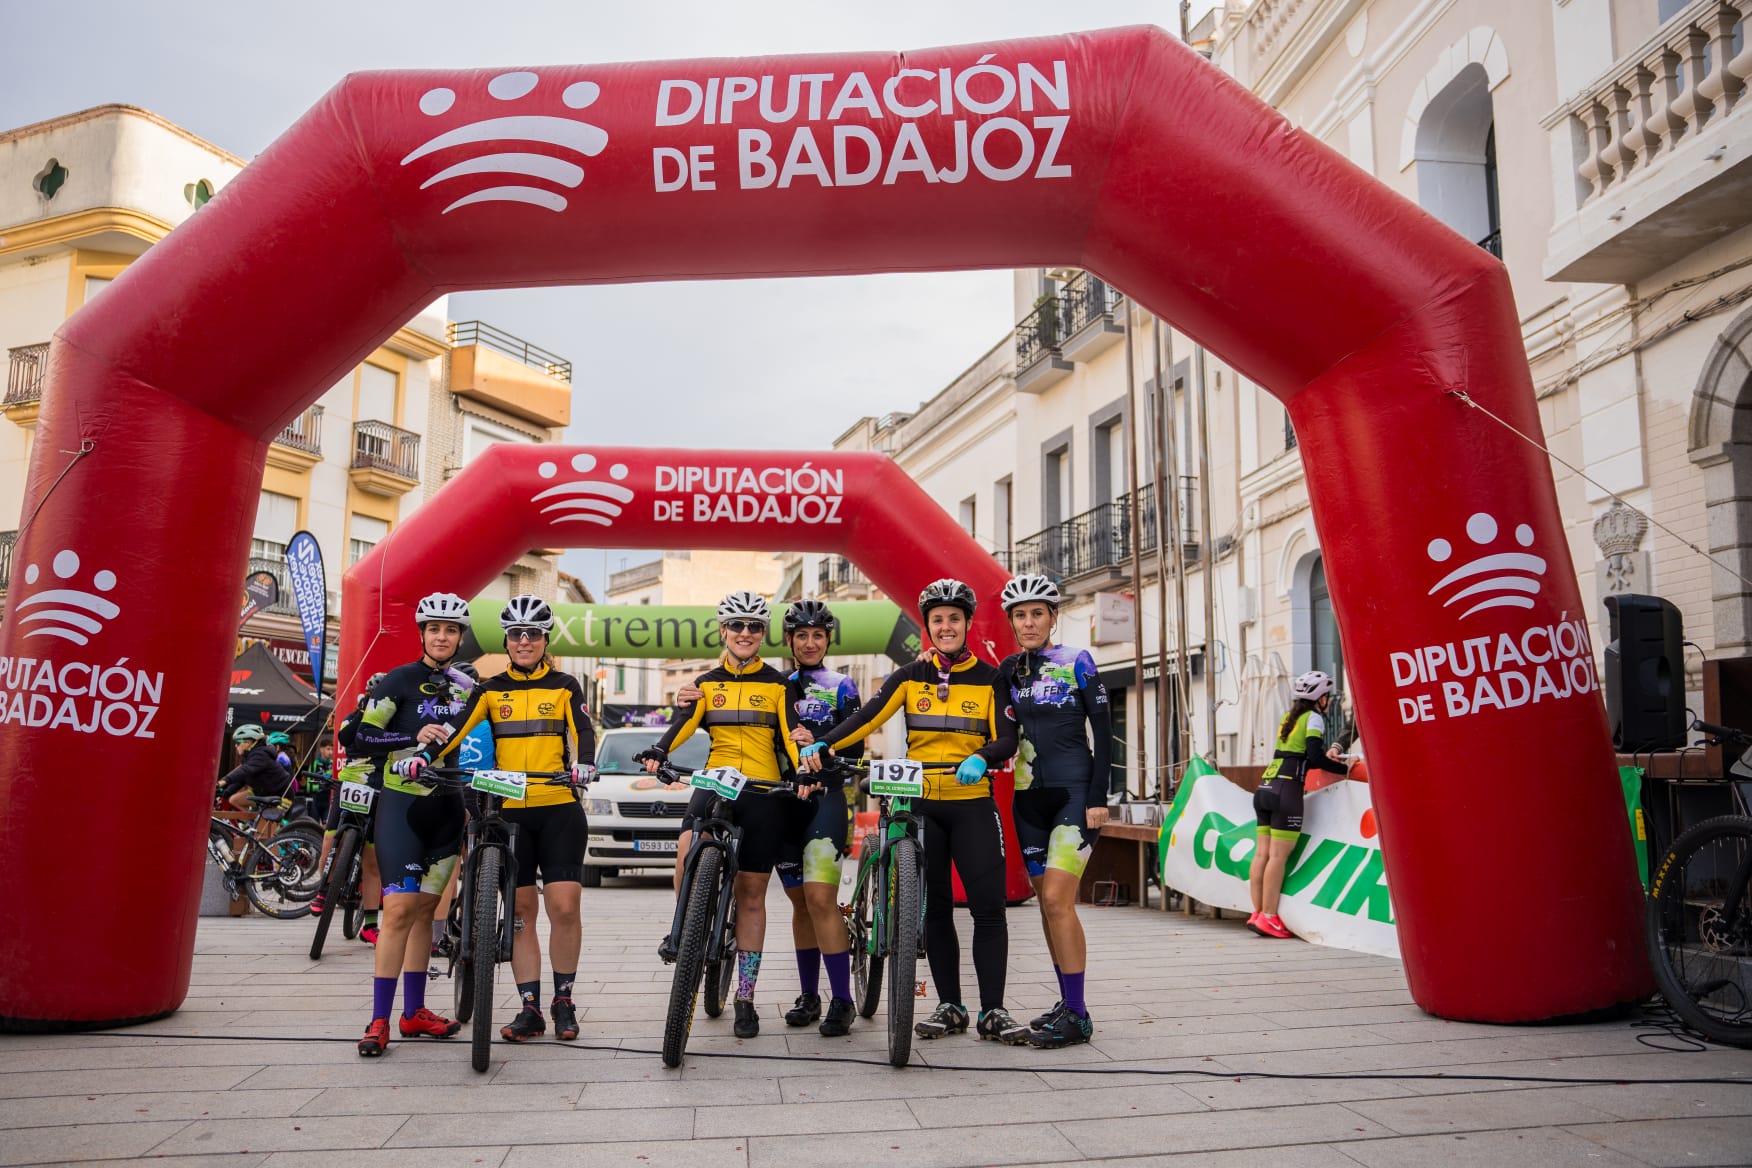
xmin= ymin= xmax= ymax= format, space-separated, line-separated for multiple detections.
xmin=357 ymin=1017 xmax=391 ymax=1057
xmin=399 ymin=1007 xmax=461 ymax=1039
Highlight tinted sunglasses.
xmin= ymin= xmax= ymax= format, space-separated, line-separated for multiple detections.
xmin=505 ymin=627 xmax=546 ymax=643
xmin=723 ymin=620 xmax=767 ymax=634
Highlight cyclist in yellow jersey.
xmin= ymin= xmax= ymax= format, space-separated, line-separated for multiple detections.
xmin=803 ymin=578 xmax=1028 ymax=1044
xmin=639 ymin=591 xmax=809 ymax=1039
xmin=409 ymin=594 xmax=597 ymax=1044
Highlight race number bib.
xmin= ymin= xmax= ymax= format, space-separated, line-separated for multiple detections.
xmin=692 ymin=767 xmax=749 ymax=800
xmin=338 ymin=782 xmax=377 ymax=814
xmin=470 ymin=770 xmax=529 ymax=799
xmin=868 ymin=758 xmax=925 ymax=798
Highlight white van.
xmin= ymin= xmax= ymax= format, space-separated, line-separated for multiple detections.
xmin=579 ymin=726 xmax=709 ymax=886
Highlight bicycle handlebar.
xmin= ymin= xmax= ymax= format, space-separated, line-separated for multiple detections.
xmin=1692 ymin=719 xmax=1751 ymax=747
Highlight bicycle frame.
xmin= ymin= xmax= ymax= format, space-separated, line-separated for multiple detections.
xmin=457 ymin=793 xmax=523 ymax=967
xmin=667 ymin=795 xmax=740 ymax=970
xmin=853 ymin=794 xmax=925 ymax=967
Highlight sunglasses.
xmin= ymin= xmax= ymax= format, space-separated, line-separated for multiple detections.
xmin=723 ymin=620 xmax=767 ymax=634
xmin=505 ymin=628 xmax=546 ymax=643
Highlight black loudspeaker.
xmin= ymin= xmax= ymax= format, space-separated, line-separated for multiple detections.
xmin=1603 ymin=594 xmax=1686 ymax=752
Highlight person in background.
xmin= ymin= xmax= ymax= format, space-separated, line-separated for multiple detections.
xmin=1249 ymin=671 xmax=1350 ymax=940
xmin=218 ymin=724 xmax=292 ymax=815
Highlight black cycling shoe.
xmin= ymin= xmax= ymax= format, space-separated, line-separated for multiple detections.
xmin=550 ymin=997 xmax=579 ymax=1041
xmin=657 ymin=933 xmax=677 ymax=964
xmin=784 ymin=992 xmax=822 ymax=1027
xmin=914 ymin=1002 xmax=970 ymax=1039
xmin=733 ymin=999 xmax=760 ymax=1039
xmin=1031 ymin=1000 xmax=1065 ymax=1030
xmin=976 ymin=1007 xmax=1031 ymax=1045
xmin=1028 ymin=1006 xmax=1094 ymax=1049
xmin=500 ymin=1005 xmax=546 ymax=1043
xmin=819 ymin=996 xmax=856 ymax=1037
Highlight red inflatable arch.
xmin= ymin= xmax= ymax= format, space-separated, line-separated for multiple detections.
xmin=0 ymin=26 xmax=1648 ymax=1028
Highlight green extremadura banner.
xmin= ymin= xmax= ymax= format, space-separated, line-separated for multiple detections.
xmin=464 ymin=599 xmax=919 ymax=664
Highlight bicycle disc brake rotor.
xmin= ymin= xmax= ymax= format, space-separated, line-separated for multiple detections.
xmin=1698 ymin=904 xmax=1752 ymax=954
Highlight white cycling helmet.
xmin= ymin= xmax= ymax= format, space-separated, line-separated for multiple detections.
xmin=717 ymin=591 xmax=770 ymax=624
xmin=500 ymin=593 xmax=554 ymax=633
xmin=1000 ymin=573 xmax=1061 ymax=613
xmin=415 ymin=591 xmax=470 ymax=627
xmin=1292 ymin=670 xmax=1335 ymax=701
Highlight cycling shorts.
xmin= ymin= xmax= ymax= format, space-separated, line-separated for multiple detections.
xmin=725 ymin=789 xmax=814 ymax=876
xmin=1013 ymin=785 xmax=1096 ymax=879
xmin=375 ymin=787 xmax=464 ymax=896
xmin=777 ymin=786 xmax=851 ymax=888
xmin=678 ymin=786 xmax=716 ymax=833
xmin=1254 ymin=777 xmax=1305 ymax=840
xmin=504 ymin=800 xmax=588 ymax=888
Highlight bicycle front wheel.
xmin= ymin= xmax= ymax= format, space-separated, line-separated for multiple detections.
xmin=308 ymin=827 xmax=360 ymax=960
xmin=662 ymin=845 xmax=720 ymax=1068
xmin=886 ymin=836 xmax=921 ymax=1068
xmin=703 ymin=899 xmax=737 ymax=1019
xmin=850 ymin=847 xmax=884 ymax=1019
xmin=1648 ymin=815 xmax=1752 ymax=1047
xmin=241 ymin=829 xmax=322 ymax=919
xmin=471 ymin=848 xmax=503 ymax=1072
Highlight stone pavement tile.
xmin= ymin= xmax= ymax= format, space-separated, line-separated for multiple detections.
xmin=1343 ymin=1088 xmax=1623 ymax=1135
xmin=1031 ymin=1147 xmax=1365 ymax=1168
xmin=1335 ymin=1126 xmax=1652 ymax=1167
xmin=1566 ymin=1116 xmax=1752 ymax=1166
xmin=746 ymin=1120 xmax=1082 ymax=1168
xmin=236 ymin=1058 xmax=510 ymax=1090
xmin=908 ymin=1081 xmax=1209 ymax=1127
xmin=1054 ymin=1101 xmax=1393 ymax=1158
xmin=500 ymin=1136 xmax=749 ymax=1167
xmin=1088 ymin=1023 xmax=1401 ymax=1062
xmin=670 ymin=1051 xmax=892 ymax=1079
xmin=0 ymin=1087 xmax=321 ymax=1129
xmin=580 ymin=1075 xmax=783 ymax=1109
xmin=1176 ymin=1070 xmax=1419 ymax=1112
xmin=46 ymin=1157 xmax=268 ymax=1168
xmin=1257 ymin=1005 xmax=1433 ymax=1029
xmin=1030 ymin=1057 xmax=1241 ymax=1090
xmin=1393 ymin=1050 xmax=1752 ymax=1095
xmin=778 ymin=1068 xmax=1041 ymax=1103
xmin=1212 ymin=1035 xmax=1607 ymax=1077
xmin=262 ymin=1151 xmax=509 ymax=1168
xmin=491 ymin=1057 xmax=675 ymax=1085
xmin=292 ymin=1083 xmax=587 ymax=1115
xmin=1093 ymin=1011 xmax=1281 ymax=1038
xmin=1543 ymin=1080 xmax=1752 ymax=1120
xmin=150 ymin=1113 xmax=410 ymax=1156
xmin=0 ymin=1065 xmax=262 ymax=1100
xmin=695 ymin=1098 xmax=917 ymax=1137
xmin=384 ymin=1106 xmax=693 ymax=1147
xmin=0 ymin=1120 xmax=190 ymax=1167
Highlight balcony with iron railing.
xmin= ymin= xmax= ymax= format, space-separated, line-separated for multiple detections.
xmin=266 ymin=403 xmax=325 ymax=471
xmin=1014 ymin=295 xmax=1074 ymax=393
xmin=1544 ymin=0 xmax=1752 ymax=282
xmin=818 ymin=554 xmax=870 ymax=597
xmin=0 ymin=530 xmax=16 ymax=596
xmin=1009 ymin=478 xmax=1201 ymax=585
xmin=447 ymin=319 xmax=574 ymax=428
xmin=1057 ymin=271 xmax=1126 ymax=363
xmin=4 ymin=343 xmax=49 ymax=427
xmin=348 ymin=420 xmax=421 ymax=496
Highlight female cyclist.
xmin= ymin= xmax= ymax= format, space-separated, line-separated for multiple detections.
xmin=997 ymin=573 xmax=1113 ymax=1048
xmin=640 ymin=591 xmax=809 ymax=1039
xmin=1249 ymin=670 xmax=1349 ymax=939
xmin=803 ymin=579 xmax=1028 ymax=1044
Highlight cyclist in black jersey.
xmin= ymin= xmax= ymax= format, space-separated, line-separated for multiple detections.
xmin=803 ymin=578 xmax=1028 ymax=1044
xmin=349 ymin=594 xmax=473 ymax=1057
xmin=996 ymin=573 xmax=1115 ymax=1048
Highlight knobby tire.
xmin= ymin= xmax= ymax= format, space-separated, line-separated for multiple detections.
xmin=308 ymin=827 xmax=360 ymax=960
xmin=662 ymin=846 xmax=720 ymax=1068
xmin=887 ymin=836 xmax=921 ymax=1067
xmin=1648 ymin=814 xmax=1752 ymax=1048
xmin=851 ymin=846 xmax=884 ymax=1019
xmin=471 ymin=848 xmax=502 ymax=1072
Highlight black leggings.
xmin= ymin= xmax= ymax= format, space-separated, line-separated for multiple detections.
xmin=918 ymin=796 xmax=1008 ymax=1013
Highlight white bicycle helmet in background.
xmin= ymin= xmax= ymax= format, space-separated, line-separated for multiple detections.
xmin=717 ymin=591 xmax=771 ymax=624
xmin=500 ymin=594 xmax=555 ymax=632
xmin=1292 ymin=670 xmax=1335 ymax=701
xmin=415 ymin=591 xmax=470 ymax=627
xmin=1000 ymin=573 xmax=1061 ymax=612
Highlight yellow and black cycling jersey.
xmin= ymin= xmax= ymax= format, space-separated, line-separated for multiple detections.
xmin=654 ymin=654 xmax=800 ymax=784
xmin=437 ymin=661 xmax=594 ymax=809
xmin=822 ymin=653 xmax=1017 ymax=801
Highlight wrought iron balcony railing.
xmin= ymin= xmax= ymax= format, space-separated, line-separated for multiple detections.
xmin=274 ymin=404 xmax=324 ymax=455
xmin=1015 ymin=295 xmax=1070 ymax=372
xmin=818 ymin=555 xmax=864 ymax=594
xmin=351 ymin=420 xmax=421 ymax=480
xmin=0 ymin=530 xmax=16 ymax=592
xmin=1010 ymin=478 xmax=1201 ymax=583
xmin=448 ymin=320 xmax=573 ymax=383
xmin=6 ymin=343 xmax=49 ymax=406
xmin=1059 ymin=271 xmax=1123 ymax=336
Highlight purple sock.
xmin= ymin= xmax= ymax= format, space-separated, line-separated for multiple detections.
xmin=371 ymin=975 xmax=396 ymax=1021
xmin=1063 ymin=971 xmax=1086 ymax=1018
xmin=823 ymin=951 xmax=851 ymax=1001
xmin=796 ymin=947 xmax=821 ymax=996
xmin=401 ymin=971 xmax=426 ymax=1017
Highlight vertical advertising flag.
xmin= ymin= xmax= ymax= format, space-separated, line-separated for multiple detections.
xmin=284 ymin=531 xmax=327 ymax=688
xmin=240 ymin=570 xmax=279 ymax=626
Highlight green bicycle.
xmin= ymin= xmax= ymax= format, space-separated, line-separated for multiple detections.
xmin=843 ymin=758 xmax=956 ymax=1068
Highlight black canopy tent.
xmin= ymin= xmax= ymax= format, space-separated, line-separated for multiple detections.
xmin=227 ymin=643 xmax=332 ymax=735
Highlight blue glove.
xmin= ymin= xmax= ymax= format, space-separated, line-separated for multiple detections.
xmin=799 ymin=743 xmax=824 ymax=760
xmin=956 ymin=755 xmax=988 ymax=785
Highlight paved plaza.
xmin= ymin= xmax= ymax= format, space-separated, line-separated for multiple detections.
xmin=2 ymin=880 xmax=1750 ymax=1167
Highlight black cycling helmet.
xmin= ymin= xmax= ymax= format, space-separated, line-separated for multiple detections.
xmin=918 ymin=578 xmax=976 ymax=620
xmin=783 ymin=598 xmax=837 ymax=636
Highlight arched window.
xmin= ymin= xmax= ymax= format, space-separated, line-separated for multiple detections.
xmin=1414 ymin=62 xmax=1501 ymax=256
xmin=1309 ymin=556 xmax=1351 ymax=743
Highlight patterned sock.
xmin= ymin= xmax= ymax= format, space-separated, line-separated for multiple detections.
xmin=517 ymin=980 xmax=541 ymax=1011
xmin=796 ymin=947 xmax=821 ymax=996
xmin=735 ymin=949 xmax=763 ymax=1002
xmin=1054 ymin=962 xmax=1065 ymax=1001
xmin=371 ymin=975 xmax=396 ymax=1021
xmin=401 ymin=970 xmax=426 ymax=1017
xmin=363 ymin=910 xmax=379 ymax=928
xmin=1063 ymin=971 xmax=1087 ymax=1018
xmin=553 ymin=971 xmax=576 ymax=1001
xmin=822 ymin=951 xmax=851 ymax=1001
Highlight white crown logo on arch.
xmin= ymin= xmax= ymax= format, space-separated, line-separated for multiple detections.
xmin=533 ymin=453 xmax=634 ymax=527
xmin=1425 ymin=512 xmax=1547 ymax=620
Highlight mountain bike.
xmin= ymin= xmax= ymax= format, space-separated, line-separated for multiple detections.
xmin=424 ymin=766 xmax=575 ymax=1072
xmin=656 ymin=763 xmax=814 ymax=1068
xmin=843 ymin=758 xmax=955 ymax=1068
xmin=205 ymin=813 xmax=323 ymax=919
xmin=308 ymin=776 xmax=375 ymax=960
xmin=1646 ymin=719 xmax=1752 ymax=1047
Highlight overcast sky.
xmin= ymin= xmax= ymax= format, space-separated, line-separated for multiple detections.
xmin=2 ymin=0 xmax=1217 ymax=599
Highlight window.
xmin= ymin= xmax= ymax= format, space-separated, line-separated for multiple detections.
xmin=348 ymin=514 xmax=389 ymax=565
xmin=252 ymin=491 xmax=298 ymax=561
xmin=32 ymin=159 xmax=67 ymax=200
xmin=1043 ymin=444 xmax=1071 ymax=526
xmin=356 ymin=362 xmax=398 ymax=423
xmin=994 ymin=477 xmax=1013 ymax=556
xmin=184 ymin=179 xmax=214 ymax=209
xmin=1094 ymin=417 xmax=1127 ymax=503
xmin=1285 ymin=407 xmax=1298 ymax=451
xmin=83 ymin=276 xmax=111 ymax=303
xmin=959 ymin=495 xmax=977 ymax=537
xmin=615 ymin=664 xmax=626 ymax=692
xmin=1310 ymin=557 xmax=1349 ymax=742
xmin=464 ymin=417 xmax=530 ymax=463
xmin=1413 ymin=64 xmax=1499 ymax=255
